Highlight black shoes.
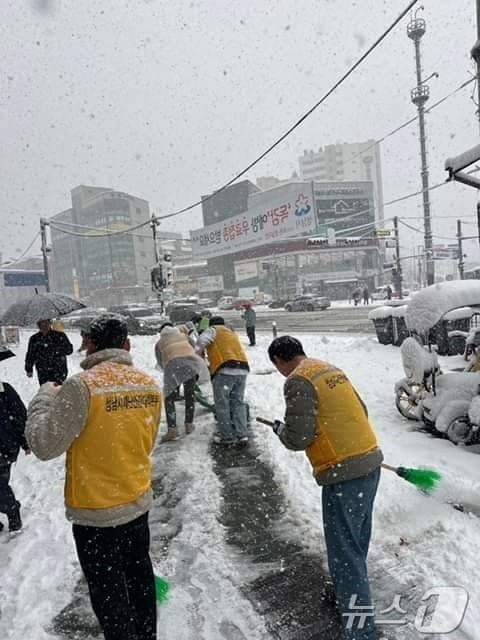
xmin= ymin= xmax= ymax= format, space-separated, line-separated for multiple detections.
xmin=8 ymin=507 xmax=22 ymax=532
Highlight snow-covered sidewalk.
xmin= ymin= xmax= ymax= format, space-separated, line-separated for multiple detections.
xmin=0 ymin=331 xmax=478 ymax=638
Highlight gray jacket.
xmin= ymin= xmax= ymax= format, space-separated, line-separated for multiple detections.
xmin=279 ymin=377 xmax=383 ymax=485
xmin=26 ymin=349 xmax=158 ymax=527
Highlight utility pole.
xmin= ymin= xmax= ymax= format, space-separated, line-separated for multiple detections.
xmin=472 ymin=0 xmax=480 ymax=129
xmin=393 ymin=216 xmax=403 ymax=299
xmin=40 ymin=218 xmax=51 ymax=293
xmin=408 ymin=9 xmax=434 ymax=285
xmin=457 ymin=219 xmax=465 ymax=280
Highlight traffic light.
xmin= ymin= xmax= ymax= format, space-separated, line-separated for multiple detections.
xmin=151 ymin=265 xmax=163 ymax=291
xmin=163 ymin=252 xmax=172 ymax=262
xmin=166 ymin=269 xmax=173 ymax=287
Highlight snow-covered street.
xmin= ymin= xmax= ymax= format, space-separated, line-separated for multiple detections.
xmin=0 ymin=330 xmax=479 ymax=639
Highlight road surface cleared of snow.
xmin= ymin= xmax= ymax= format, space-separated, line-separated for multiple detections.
xmin=0 ymin=330 xmax=478 ymax=638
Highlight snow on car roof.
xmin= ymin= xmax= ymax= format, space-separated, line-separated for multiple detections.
xmin=405 ymin=281 xmax=480 ymax=334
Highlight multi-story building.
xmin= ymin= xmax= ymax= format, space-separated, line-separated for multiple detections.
xmin=0 ymin=256 xmax=46 ymax=314
xmin=50 ymin=185 xmax=157 ymax=305
xmin=299 ymin=141 xmax=384 ymax=222
xmin=193 ymin=179 xmax=382 ymax=299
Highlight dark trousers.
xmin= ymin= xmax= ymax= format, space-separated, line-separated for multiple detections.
xmin=246 ymin=326 xmax=256 ymax=346
xmin=37 ymin=369 xmax=67 ymax=386
xmin=73 ymin=513 xmax=157 ymax=640
xmin=322 ymin=468 xmax=380 ymax=640
xmin=0 ymin=461 xmax=18 ymax=516
xmin=165 ymin=376 xmax=196 ymax=430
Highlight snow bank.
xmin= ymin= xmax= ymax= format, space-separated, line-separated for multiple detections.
xmin=368 ymin=306 xmax=393 ymax=320
xmin=443 ymin=307 xmax=475 ymax=321
xmin=405 ymin=281 xmax=480 ymax=334
xmin=400 ymin=337 xmax=438 ymax=382
xmin=390 ymin=304 xmax=408 ymax=318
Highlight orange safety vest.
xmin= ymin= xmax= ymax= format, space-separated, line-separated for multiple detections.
xmin=206 ymin=326 xmax=249 ymax=377
xmin=289 ymin=358 xmax=378 ymax=477
xmin=65 ymin=361 xmax=162 ymax=509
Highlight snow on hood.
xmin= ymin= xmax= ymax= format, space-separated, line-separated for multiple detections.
xmin=405 ymin=281 xmax=480 ymax=334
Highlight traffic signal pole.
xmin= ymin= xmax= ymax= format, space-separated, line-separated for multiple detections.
xmin=394 ymin=216 xmax=403 ymax=299
xmin=457 ymin=219 xmax=465 ymax=279
xmin=40 ymin=218 xmax=51 ymax=293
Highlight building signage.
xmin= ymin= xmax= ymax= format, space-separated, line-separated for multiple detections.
xmin=3 ymin=271 xmax=46 ymax=287
xmin=234 ymin=261 xmax=258 ymax=283
xmin=191 ymin=183 xmax=316 ymax=259
xmin=314 ymin=181 xmax=374 ymax=233
xmin=197 ymin=275 xmax=224 ymax=292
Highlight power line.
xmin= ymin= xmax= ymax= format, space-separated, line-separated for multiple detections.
xmin=49 ymin=219 xmax=150 ymax=238
xmin=154 ymin=0 xmax=419 ymax=222
xmin=1 ymin=233 xmax=40 ymax=266
xmin=329 ymin=76 xmax=476 ymax=172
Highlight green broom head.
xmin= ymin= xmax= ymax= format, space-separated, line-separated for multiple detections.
xmin=396 ymin=466 xmax=442 ymax=493
xmin=155 ymin=575 xmax=170 ymax=603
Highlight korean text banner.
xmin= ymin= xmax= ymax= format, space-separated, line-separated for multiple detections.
xmin=190 ymin=184 xmax=316 ymax=259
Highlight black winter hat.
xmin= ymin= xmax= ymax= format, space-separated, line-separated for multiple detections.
xmin=87 ymin=313 xmax=128 ymax=351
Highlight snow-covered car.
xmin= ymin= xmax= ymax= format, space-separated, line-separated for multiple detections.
xmin=116 ymin=308 xmax=166 ymax=335
xmin=284 ymin=295 xmax=330 ymax=312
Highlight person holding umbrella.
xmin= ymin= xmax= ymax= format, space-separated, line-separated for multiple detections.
xmin=0 ymin=347 xmax=29 ymax=532
xmin=25 ymin=319 xmax=73 ymax=385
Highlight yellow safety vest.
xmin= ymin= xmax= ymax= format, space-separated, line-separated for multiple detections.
xmin=289 ymin=358 xmax=378 ymax=477
xmin=206 ymin=326 xmax=249 ymax=377
xmin=65 ymin=361 xmax=162 ymax=509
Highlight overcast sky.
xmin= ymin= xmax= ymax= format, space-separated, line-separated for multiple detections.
xmin=1 ymin=0 xmax=479 ymax=265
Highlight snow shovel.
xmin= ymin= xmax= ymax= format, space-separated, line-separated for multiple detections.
xmin=256 ymin=417 xmax=442 ymax=493
xmin=194 ymin=384 xmax=215 ymax=413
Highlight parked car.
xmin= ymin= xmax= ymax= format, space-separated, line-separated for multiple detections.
xmin=284 ymin=295 xmax=331 ymax=312
xmin=108 ymin=306 xmax=166 ymax=335
xmin=165 ymin=297 xmax=199 ymax=315
xmin=169 ymin=302 xmax=204 ymax=324
xmin=268 ymin=298 xmax=289 ymax=309
xmin=63 ymin=307 xmax=107 ymax=328
xmin=217 ymin=296 xmax=234 ymax=310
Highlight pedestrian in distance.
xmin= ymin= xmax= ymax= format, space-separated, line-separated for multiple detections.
xmin=352 ymin=287 xmax=362 ymax=307
xmin=267 ymin=335 xmax=383 ymax=640
xmin=386 ymin=285 xmax=393 ymax=301
xmin=196 ymin=316 xmax=250 ymax=446
xmin=26 ymin=314 xmax=162 ymax=640
xmin=25 ymin=319 xmax=73 ymax=385
xmin=155 ymin=322 xmax=203 ymax=442
xmin=242 ymin=302 xmax=257 ymax=346
xmin=0 ymin=347 xmax=29 ymax=533
xmin=363 ymin=286 xmax=370 ymax=306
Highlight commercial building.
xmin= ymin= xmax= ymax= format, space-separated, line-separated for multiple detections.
xmin=299 ymin=141 xmax=384 ymax=222
xmin=193 ymin=179 xmax=382 ymax=299
xmin=0 ymin=256 xmax=46 ymax=314
xmin=49 ymin=185 xmax=183 ymax=306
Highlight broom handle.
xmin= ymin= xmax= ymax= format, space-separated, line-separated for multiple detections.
xmin=256 ymin=417 xmax=398 ymax=474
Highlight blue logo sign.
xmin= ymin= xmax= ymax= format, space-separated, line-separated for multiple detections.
xmin=294 ymin=194 xmax=311 ymax=217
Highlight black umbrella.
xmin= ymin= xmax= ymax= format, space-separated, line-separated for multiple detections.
xmin=0 ymin=347 xmax=15 ymax=362
xmin=1 ymin=293 xmax=85 ymax=327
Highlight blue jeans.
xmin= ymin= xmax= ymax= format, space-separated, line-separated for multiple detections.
xmin=212 ymin=373 xmax=248 ymax=441
xmin=322 ymin=467 xmax=381 ymax=640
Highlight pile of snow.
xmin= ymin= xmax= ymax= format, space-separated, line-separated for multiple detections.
xmin=390 ymin=304 xmax=408 ymax=318
xmin=368 ymin=306 xmax=393 ymax=320
xmin=406 ymin=281 xmax=480 ymax=334
xmin=443 ymin=307 xmax=475 ymax=321
xmin=400 ymin=337 xmax=438 ymax=382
